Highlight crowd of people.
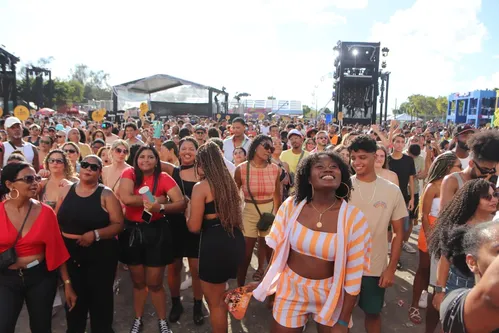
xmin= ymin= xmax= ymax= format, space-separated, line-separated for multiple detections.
xmin=0 ymin=113 xmax=498 ymax=333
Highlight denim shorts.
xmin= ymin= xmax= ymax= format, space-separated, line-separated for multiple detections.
xmin=445 ymin=268 xmax=475 ymax=293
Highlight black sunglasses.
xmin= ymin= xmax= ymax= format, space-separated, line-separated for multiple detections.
xmin=80 ymin=161 xmax=101 ymax=172
xmin=13 ymin=175 xmax=42 ymax=184
xmin=48 ymin=158 xmax=65 ymax=165
xmin=115 ymin=147 xmax=129 ymax=154
xmin=64 ymin=149 xmax=77 ymax=154
xmin=483 ymin=192 xmax=499 ymax=201
xmin=260 ymin=142 xmax=275 ymax=152
xmin=474 ymin=160 xmax=496 ymax=175
xmin=40 ymin=140 xmax=51 ymax=145
xmin=56 ymin=135 xmax=65 ymax=138
xmin=195 ymin=131 xmax=205 ymax=135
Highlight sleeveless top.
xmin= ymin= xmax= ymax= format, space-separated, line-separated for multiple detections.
xmin=40 ymin=182 xmax=57 ymax=210
xmin=451 ymin=172 xmax=465 ymax=189
xmin=2 ymin=141 xmax=35 ymax=165
xmin=57 ymin=183 xmax=110 ymax=235
xmin=27 ymin=136 xmax=40 ymax=147
xmin=172 ymin=167 xmax=196 ymax=198
xmin=240 ymin=162 xmax=279 ymax=200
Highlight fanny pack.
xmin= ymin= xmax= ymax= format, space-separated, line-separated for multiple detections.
xmin=0 ymin=202 xmax=33 ymax=271
xmin=246 ymin=163 xmax=275 ymax=232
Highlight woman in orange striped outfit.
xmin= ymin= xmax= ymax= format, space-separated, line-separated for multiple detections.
xmin=253 ymin=151 xmax=372 ymax=333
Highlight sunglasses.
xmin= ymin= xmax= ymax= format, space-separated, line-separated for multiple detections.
xmin=40 ymin=140 xmax=51 ymax=145
xmin=48 ymin=158 xmax=65 ymax=164
xmin=482 ymin=192 xmax=499 ymax=201
xmin=114 ymin=147 xmax=129 ymax=155
xmin=195 ymin=131 xmax=205 ymax=135
xmin=260 ymin=142 xmax=275 ymax=152
xmin=80 ymin=161 xmax=101 ymax=172
xmin=474 ymin=160 xmax=496 ymax=175
xmin=13 ymin=175 xmax=42 ymax=184
xmin=56 ymin=135 xmax=65 ymax=138
xmin=64 ymin=149 xmax=77 ymax=154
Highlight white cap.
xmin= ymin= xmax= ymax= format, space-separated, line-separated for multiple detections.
xmin=5 ymin=117 xmax=22 ymax=129
xmin=287 ymin=129 xmax=303 ymax=139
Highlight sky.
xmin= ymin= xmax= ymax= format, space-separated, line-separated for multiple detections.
xmin=1 ymin=0 xmax=498 ymax=113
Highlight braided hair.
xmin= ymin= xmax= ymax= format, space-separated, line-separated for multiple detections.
xmin=428 ymin=178 xmax=494 ymax=260
xmin=425 ymin=151 xmax=458 ymax=185
xmin=196 ymin=141 xmax=243 ymax=235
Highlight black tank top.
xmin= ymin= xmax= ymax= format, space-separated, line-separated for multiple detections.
xmin=172 ymin=167 xmax=196 ymax=198
xmin=57 ymin=183 xmax=110 ymax=234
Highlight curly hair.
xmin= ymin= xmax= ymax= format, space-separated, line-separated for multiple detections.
xmin=133 ymin=145 xmax=162 ymax=190
xmin=428 ymin=178 xmax=494 ymax=259
xmin=44 ymin=149 xmax=76 ymax=180
xmin=469 ymin=130 xmax=499 ymax=162
xmin=294 ymin=151 xmax=352 ymax=204
xmin=445 ymin=221 xmax=499 ymax=277
xmin=425 ymin=151 xmax=458 ymax=184
xmin=247 ymin=134 xmax=272 ymax=162
xmin=348 ymin=134 xmax=377 ymax=153
xmin=196 ymin=141 xmax=242 ymax=235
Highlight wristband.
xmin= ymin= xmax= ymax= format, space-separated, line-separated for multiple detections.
xmin=337 ymin=319 xmax=348 ymax=327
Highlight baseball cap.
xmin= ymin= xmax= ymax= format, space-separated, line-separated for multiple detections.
xmin=194 ymin=125 xmax=206 ymax=132
xmin=5 ymin=117 xmax=21 ymax=129
xmin=102 ymin=121 xmax=113 ymax=129
xmin=55 ymin=124 xmax=65 ymax=131
xmin=287 ymin=129 xmax=304 ymax=139
xmin=455 ymin=124 xmax=475 ymax=137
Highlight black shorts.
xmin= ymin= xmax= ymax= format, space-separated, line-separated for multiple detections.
xmin=118 ymin=219 xmax=174 ymax=267
xmin=169 ymin=214 xmax=200 ymax=259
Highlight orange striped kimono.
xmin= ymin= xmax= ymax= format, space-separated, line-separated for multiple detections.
xmin=253 ymin=197 xmax=372 ymax=327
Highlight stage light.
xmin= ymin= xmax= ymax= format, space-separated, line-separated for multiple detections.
xmin=382 ymin=47 xmax=390 ymax=57
xmin=352 ymin=49 xmax=359 ymax=56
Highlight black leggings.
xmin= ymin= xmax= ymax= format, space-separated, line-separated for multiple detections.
xmin=65 ymin=238 xmax=118 ymax=333
xmin=0 ymin=261 xmax=58 ymax=333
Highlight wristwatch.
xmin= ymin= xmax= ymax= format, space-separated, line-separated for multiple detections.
xmin=93 ymin=230 xmax=101 ymax=242
xmin=160 ymin=204 xmax=166 ymax=215
xmin=434 ymin=285 xmax=447 ymax=294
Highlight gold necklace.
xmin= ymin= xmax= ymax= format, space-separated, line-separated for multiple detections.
xmin=310 ymin=198 xmax=337 ymax=228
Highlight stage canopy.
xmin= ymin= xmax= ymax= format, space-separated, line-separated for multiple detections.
xmin=112 ymin=74 xmax=228 ymax=118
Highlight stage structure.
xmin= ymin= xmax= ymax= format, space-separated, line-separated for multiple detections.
xmin=112 ymin=74 xmax=228 ymax=120
xmin=332 ymin=41 xmax=389 ymax=124
xmin=0 ymin=47 xmax=20 ymax=114
xmin=26 ymin=65 xmax=53 ymax=110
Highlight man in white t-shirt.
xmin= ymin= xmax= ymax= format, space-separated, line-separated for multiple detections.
xmin=349 ymin=135 xmax=407 ymax=333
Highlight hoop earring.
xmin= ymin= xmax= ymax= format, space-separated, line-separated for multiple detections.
xmin=335 ymin=182 xmax=350 ymax=199
xmin=8 ymin=189 xmax=20 ymax=200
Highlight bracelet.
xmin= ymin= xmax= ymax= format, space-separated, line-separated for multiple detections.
xmin=337 ymin=319 xmax=348 ymax=327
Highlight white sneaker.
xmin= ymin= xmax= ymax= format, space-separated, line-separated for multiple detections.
xmin=180 ymin=276 xmax=192 ymax=290
xmin=418 ymin=290 xmax=428 ymax=309
xmin=403 ymin=242 xmax=417 ymax=254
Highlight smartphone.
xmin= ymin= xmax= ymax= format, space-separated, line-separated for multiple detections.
xmin=141 ymin=210 xmax=153 ymax=224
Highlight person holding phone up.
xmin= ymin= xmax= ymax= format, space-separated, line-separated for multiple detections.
xmin=119 ymin=146 xmax=186 ymax=333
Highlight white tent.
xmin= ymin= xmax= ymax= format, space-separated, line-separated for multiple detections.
xmin=388 ymin=113 xmax=422 ymax=122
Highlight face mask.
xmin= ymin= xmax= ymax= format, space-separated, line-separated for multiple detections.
xmin=457 ymin=139 xmax=469 ymax=151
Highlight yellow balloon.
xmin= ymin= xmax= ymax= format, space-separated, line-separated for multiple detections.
xmin=92 ymin=110 xmax=105 ymax=122
xmin=258 ymin=113 xmax=265 ymax=120
xmin=216 ymin=114 xmax=221 ymax=119
xmin=14 ymin=105 xmax=30 ymax=121
xmin=140 ymin=102 xmax=148 ymax=113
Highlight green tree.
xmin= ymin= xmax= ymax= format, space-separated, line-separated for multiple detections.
xmin=70 ymin=64 xmax=111 ymax=101
xmin=302 ymin=105 xmax=314 ymax=118
xmin=401 ymin=94 xmax=448 ymax=120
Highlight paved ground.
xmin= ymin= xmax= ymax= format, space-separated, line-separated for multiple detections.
xmin=16 ymin=229 xmax=432 ymax=333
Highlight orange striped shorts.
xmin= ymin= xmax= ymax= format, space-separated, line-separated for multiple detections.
xmin=272 ymin=265 xmax=334 ymax=328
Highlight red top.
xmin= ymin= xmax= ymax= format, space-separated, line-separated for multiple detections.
xmin=0 ymin=202 xmax=69 ymax=271
xmin=121 ymin=168 xmax=178 ymax=222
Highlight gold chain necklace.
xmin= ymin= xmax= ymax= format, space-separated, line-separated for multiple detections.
xmin=310 ymin=198 xmax=337 ymax=228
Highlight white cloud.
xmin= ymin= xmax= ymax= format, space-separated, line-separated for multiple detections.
xmin=466 ymin=72 xmax=499 ymax=90
xmin=494 ymin=55 xmax=499 ymax=59
xmin=370 ymin=0 xmax=488 ymax=110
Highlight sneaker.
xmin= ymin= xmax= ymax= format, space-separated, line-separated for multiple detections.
xmin=158 ymin=319 xmax=173 ymax=333
xmin=403 ymin=242 xmax=417 ymax=254
xmin=129 ymin=318 xmax=143 ymax=333
xmin=168 ymin=301 xmax=184 ymax=323
xmin=418 ymin=290 xmax=428 ymax=309
xmin=193 ymin=299 xmax=204 ymax=326
xmin=180 ymin=277 xmax=192 ymax=290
